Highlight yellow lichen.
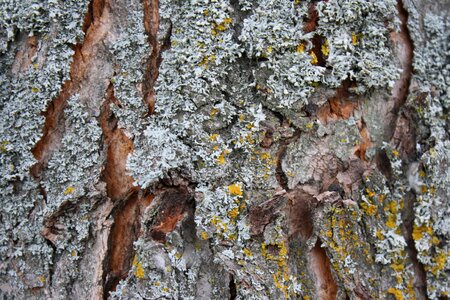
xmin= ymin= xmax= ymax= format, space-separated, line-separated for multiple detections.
xmin=209 ymin=134 xmax=219 ymax=141
xmin=200 ymin=231 xmax=208 ymax=240
xmin=321 ymin=39 xmax=329 ymax=56
xmin=387 ymin=288 xmax=404 ymax=300
xmin=351 ymin=33 xmax=359 ymax=46
xmin=296 ymin=43 xmax=305 ymax=53
xmin=228 ymin=207 xmax=239 ymax=219
xmin=228 ymin=183 xmax=243 ymax=196
xmin=386 ymin=214 xmax=397 ymax=229
xmin=132 ymin=255 xmax=145 ymax=279
xmin=376 ymin=229 xmax=385 ymax=240
xmin=64 ymin=186 xmax=75 ymax=195
xmin=243 ymin=248 xmax=253 ymax=257
xmin=412 ymin=224 xmax=433 ymax=240
xmin=310 ymin=51 xmax=318 ymax=64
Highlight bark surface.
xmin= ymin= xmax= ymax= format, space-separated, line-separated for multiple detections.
xmin=0 ymin=0 xmax=449 ymax=299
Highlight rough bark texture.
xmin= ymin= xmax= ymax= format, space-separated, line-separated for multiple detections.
xmin=0 ymin=0 xmax=449 ymax=299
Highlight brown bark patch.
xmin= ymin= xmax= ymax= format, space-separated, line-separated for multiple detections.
xmin=104 ymin=192 xmax=153 ymax=297
xmin=354 ymin=117 xmax=372 ymax=161
xmin=286 ymin=189 xmax=315 ymax=240
xmin=149 ymin=188 xmax=194 ymax=243
xmin=309 ymin=239 xmax=338 ymax=300
xmin=142 ymin=0 xmax=161 ymax=115
xmin=385 ymin=0 xmax=414 ymax=140
xmin=11 ymin=36 xmax=38 ymax=74
xmin=248 ymin=193 xmax=287 ymax=236
xmin=100 ymin=83 xmax=136 ymax=202
xmin=31 ymin=0 xmax=112 ymax=178
xmin=317 ymin=80 xmax=358 ymax=124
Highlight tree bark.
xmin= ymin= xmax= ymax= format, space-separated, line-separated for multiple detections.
xmin=0 ymin=0 xmax=449 ymax=299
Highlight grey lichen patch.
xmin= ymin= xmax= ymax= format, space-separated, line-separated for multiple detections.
xmin=0 ymin=0 xmax=90 ymax=296
xmin=0 ymin=0 xmax=86 ymax=52
xmin=401 ymin=2 xmax=450 ymax=298
xmin=42 ymin=95 xmax=103 ymax=212
xmin=316 ymin=0 xmax=400 ymax=92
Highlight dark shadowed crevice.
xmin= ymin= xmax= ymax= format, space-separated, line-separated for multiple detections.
xmin=385 ymin=0 xmax=414 ymax=141
xmin=229 ymin=274 xmax=237 ymax=300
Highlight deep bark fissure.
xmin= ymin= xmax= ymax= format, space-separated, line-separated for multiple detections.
xmin=275 ymin=129 xmax=301 ymax=191
xmin=229 ymin=273 xmax=237 ymax=300
xmin=30 ymin=0 xmax=109 ymax=179
xmin=142 ymin=0 xmax=169 ymax=115
xmin=309 ymin=239 xmax=338 ymax=300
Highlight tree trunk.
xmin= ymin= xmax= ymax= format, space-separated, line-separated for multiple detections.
xmin=0 ymin=0 xmax=449 ymax=299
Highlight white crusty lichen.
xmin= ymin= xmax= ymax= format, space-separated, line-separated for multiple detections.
xmin=316 ymin=0 xmax=400 ymax=91
xmin=0 ymin=0 xmax=89 ymax=295
xmin=404 ymin=4 xmax=450 ymax=298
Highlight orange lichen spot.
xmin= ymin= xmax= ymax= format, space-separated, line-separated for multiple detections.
xmin=388 ymin=201 xmax=398 ymax=214
xmin=223 ymin=18 xmax=232 ymax=24
xmin=386 ymin=214 xmax=397 ymax=229
xmin=296 ymin=43 xmax=305 ymax=53
xmin=310 ymin=51 xmax=318 ymax=64
xmin=228 ymin=207 xmax=239 ymax=219
xmin=412 ymin=224 xmax=433 ymax=240
xmin=132 ymin=255 xmax=145 ymax=279
xmin=243 ymin=248 xmax=253 ymax=257
xmin=365 ymin=188 xmax=376 ymax=198
xmin=227 ymin=183 xmax=243 ymax=196
xmin=431 ymin=236 xmax=440 ymax=245
xmin=387 ymin=288 xmax=404 ymax=300
xmin=376 ymin=230 xmax=385 ymax=240
xmin=431 ymin=252 xmax=447 ymax=275
xmin=351 ymin=33 xmax=359 ymax=46
xmin=217 ymin=152 xmax=225 ymax=164
xmin=391 ymin=263 xmax=404 ymax=272
xmin=64 ymin=186 xmax=75 ymax=195
xmin=392 ymin=149 xmax=399 ymax=157
xmin=199 ymin=54 xmax=216 ymax=69
xmin=200 ymin=231 xmax=208 ymax=240
xmin=209 ymin=134 xmax=219 ymax=141
xmin=321 ymin=39 xmax=329 ymax=56
xmin=239 ymin=114 xmax=245 ymax=121
xmin=361 ymin=203 xmax=377 ymax=216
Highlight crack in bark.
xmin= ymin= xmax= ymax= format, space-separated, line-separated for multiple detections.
xmin=309 ymin=239 xmax=338 ymax=300
xmin=317 ymin=79 xmax=358 ymax=124
xmin=390 ymin=2 xmax=428 ymax=298
xmin=142 ymin=0 xmax=171 ymax=115
xmin=30 ymin=0 xmax=108 ymax=179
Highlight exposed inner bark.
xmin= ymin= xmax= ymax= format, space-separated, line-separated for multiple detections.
xmin=31 ymin=0 xmax=110 ymax=179
xmin=148 ymin=187 xmax=194 ymax=243
xmin=317 ymin=79 xmax=358 ymax=124
xmin=309 ymin=239 xmax=338 ymax=300
xmin=142 ymin=0 xmax=165 ymax=115
xmin=100 ymin=83 xmax=136 ymax=202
